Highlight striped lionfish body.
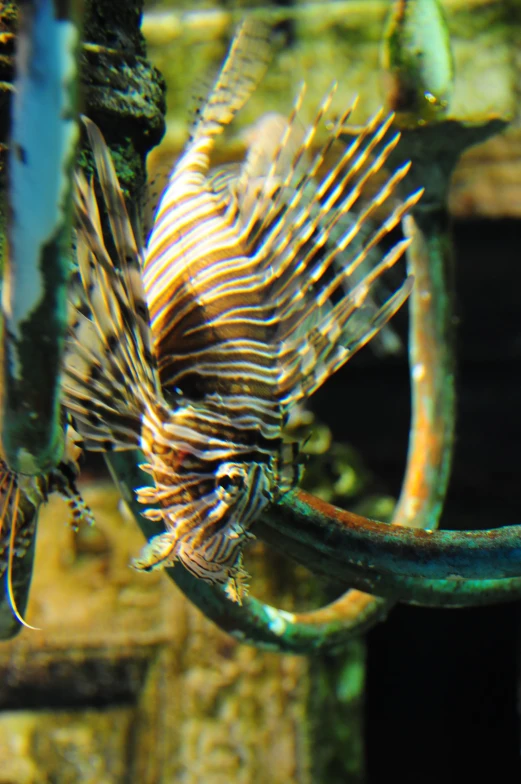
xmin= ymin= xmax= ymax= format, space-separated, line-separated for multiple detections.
xmin=63 ymin=20 xmax=421 ymax=602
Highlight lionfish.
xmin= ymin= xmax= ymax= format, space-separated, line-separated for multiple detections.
xmin=63 ymin=20 xmax=421 ymax=602
xmin=0 ymin=421 xmax=94 ymax=630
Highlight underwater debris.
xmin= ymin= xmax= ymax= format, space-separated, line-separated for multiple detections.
xmin=63 ymin=19 xmax=420 ymax=603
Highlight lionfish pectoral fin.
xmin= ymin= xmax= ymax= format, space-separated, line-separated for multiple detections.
xmin=64 ymin=118 xmax=161 ymax=454
xmin=131 ymin=532 xmax=178 ymax=572
xmin=231 ymin=109 xmax=310 ymax=226
xmin=239 ymin=98 xmax=421 ymax=397
xmin=325 ymin=274 xmax=415 ymax=377
xmin=263 ymin=105 xmax=422 ymax=406
xmin=224 ymin=556 xmax=250 ymax=605
xmin=325 ymin=211 xmax=404 ymax=357
xmin=81 ymin=116 xmax=146 ymax=279
xmin=242 ymin=111 xmax=308 ymax=183
xmin=136 ymin=485 xmax=160 ymax=504
xmin=280 ymin=271 xmax=414 ymax=407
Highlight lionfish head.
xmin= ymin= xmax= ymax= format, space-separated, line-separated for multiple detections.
xmin=133 ymin=406 xmax=278 ymax=602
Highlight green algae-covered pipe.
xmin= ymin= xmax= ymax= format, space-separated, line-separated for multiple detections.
xmin=382 ymin=0 xmax=454 ymax=126
xmin=257 ymin=505 xmax=521 ymax=609
xmin=268 ymin=490 xmax=521 ymax=584
xmin=0 ymin=0 xmax=80 ymax=476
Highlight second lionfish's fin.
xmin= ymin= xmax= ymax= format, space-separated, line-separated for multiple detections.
xmin=63 ymin=119 xmax=161 ymax=452
xmin=48 ymin=422 xmax=95 ymax=530
xmin=0 ymin=468 xmax=41 ymax=630
xmin=0 ymin=420 xmax=96 ymax=631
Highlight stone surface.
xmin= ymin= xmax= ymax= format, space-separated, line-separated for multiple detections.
xmin=0 ymin=708 xmax=134 ymax=784
xmin=0 ymin=483 xmax=324 ymax=783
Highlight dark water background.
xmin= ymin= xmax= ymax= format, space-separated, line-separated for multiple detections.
xmin=312 ymin=218 xmax=521 ymax=783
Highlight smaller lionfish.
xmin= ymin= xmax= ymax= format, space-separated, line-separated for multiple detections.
xmin=63 ymin=20 xmax=421 ymax=602
xmin=0 ymin=421 xmax=94 ymax=630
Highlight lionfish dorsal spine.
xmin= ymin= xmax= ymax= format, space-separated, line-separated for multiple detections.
xmin=188 ymin=18 xmax=272 ymax=148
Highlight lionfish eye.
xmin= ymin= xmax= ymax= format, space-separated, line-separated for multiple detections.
xmin=218 ymin=475 xmax=236 ymax=491
xmin=215 ymin=464 xmax=246 ymax=502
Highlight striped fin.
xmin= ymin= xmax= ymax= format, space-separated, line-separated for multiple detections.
xmin=0 ymin=422 xmax=93 ymax=632
xmin=0 ymin=470 xmax=42 ymax=631
xmin=277 ymin=249 xmax=414 ymax=405
xmin=142 ymin=13 xmax=271 ymax=238
xmin=132 ymin=529 xmax=251 ymax=604
xmin=241 ymin=96 xmax=419 ymax=405
xmin=213 ymin=108 xmax=402 ymax=355
xmin=189 ymin=17 xmax=271 ymax=145
xmin=181 ymin=89 xmax=420 ymax=409
xmin=63 ymin=121 xmax=161 ymax=452
xmin=144 ymin=85 xmax=417 ymax=414
xmin=231 ymin=98 xmax=310 ymax=228
xmin=47 ymin=422 xmax=95 ymax=531
xmin=80 ymin=117 xmax=151 ymax=343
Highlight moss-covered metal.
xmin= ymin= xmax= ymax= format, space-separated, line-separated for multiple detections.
xmin=0 ymin=0 xmax=165 ymax=641
xmin=0 ymin=0 xmax=82 ymax=476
